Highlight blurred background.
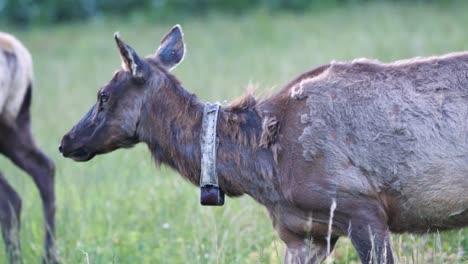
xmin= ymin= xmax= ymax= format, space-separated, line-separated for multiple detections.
xmin=1 ymin=0 xmax=467 ymax=263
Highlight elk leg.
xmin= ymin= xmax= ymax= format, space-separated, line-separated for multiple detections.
xmin=0 ymin=105 xmax=57 ymax=264
xmin=348 ymin=215 xmax=394 ymax=264
xmin=284 ymin=236 xmax=338 ymax=264
xmin=1 ymin=133 xmax=57 ymax=264
xmin=0 ymin=172 xmax=22 ymax=264
xmin=276 ymin=223 xmax=338 ymax=264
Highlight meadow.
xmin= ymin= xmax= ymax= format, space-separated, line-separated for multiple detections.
xmin=1 ymin=2 xmax=467 ymax=263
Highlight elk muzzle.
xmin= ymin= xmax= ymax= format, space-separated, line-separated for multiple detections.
xmin=59 ymin=133 xmax=95 ymax=162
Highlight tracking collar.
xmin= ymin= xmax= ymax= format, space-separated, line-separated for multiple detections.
xmin=199 ymin=102 xmax=225 ymax=206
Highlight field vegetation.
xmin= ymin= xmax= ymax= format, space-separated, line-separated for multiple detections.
xmin=1 ymin=2 xmax=467 ymax=263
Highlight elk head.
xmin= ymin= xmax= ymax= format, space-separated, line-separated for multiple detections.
xmin=59 ymin=25 xmax=185 ymax=161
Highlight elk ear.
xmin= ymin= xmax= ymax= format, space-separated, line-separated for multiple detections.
xmin=155 ymin=25 xmax=185 ymax=70
xmin=114 ymin=32 xmax=145 ymax=79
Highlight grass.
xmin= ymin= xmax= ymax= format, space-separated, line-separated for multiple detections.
xmin=1 ymin=2 xmax=468 ymax=263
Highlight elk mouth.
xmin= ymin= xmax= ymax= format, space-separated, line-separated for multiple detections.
xmin=65 ymin=148 xmax=95 ymax=162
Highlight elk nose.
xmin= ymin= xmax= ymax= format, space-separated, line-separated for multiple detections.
xmin=58 ymin=144 xmax=63 ymax=153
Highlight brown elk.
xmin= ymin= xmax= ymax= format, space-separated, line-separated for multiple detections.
xmin=0 ymin=33 xmax=57 ymax=264
xmin=59 ymin=25 xmax=468 ymax=263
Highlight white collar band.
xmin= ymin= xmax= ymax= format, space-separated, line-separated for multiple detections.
xmin=200 ymin=102 xmax=225 ymax=206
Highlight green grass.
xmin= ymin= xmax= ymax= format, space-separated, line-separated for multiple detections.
xmin=1 ymin=2 xmax=468 ymax=263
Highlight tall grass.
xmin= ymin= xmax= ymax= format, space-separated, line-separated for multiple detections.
xmin=0 ymin=2 xmax=467 ymax=263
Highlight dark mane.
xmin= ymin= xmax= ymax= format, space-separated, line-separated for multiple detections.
xmin=218 ymin=88 xmax=282 ymax=163
xmin=226 ymin=93 xmax=257 ymax=112
xmin=219 ymin=92 xmax=261 ymax=148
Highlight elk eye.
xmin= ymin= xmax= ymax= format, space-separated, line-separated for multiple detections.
xmin=99 ymin=91 xmax=109 ymax=103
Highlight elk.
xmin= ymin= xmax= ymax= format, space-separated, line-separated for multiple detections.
xmin=59 ymin=25 xmax=468 ymax=263
xmin=0 ymin=33 xmax=57 ymax=264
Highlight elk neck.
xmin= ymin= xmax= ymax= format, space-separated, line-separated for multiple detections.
xmin=137 ymin=73 xmax=282 ymax=205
